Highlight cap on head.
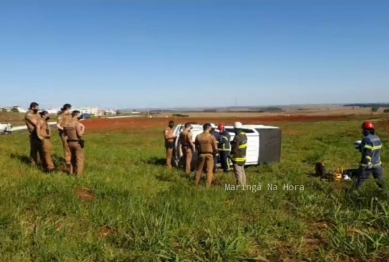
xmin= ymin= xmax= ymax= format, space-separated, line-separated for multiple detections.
xmin=218 ymin=124 xmax=225 ymax=131
xmin=203 ymin=123 xmax=211 ymax=131
xmin=234 ymin=122 xmax=243 ymax=129
xmin=362 ymin=121 xmax=374 ymax=130
xmin=29 ymin=102 xmax=39 ymax=109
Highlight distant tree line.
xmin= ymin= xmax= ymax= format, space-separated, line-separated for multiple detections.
xmin=1 ymin=108 xmax=20 ymax=113
xmin=370 ymin=106 xmax=389 ymax=113
xmin=344 ymin=103 xmax=389 ymax=108
xmin=201 ymin=107 xmax=284 ymax=113
xmin=172 ymin=113 xmax=189 ymax=117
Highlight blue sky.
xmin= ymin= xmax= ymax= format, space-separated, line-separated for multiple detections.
xmin=0 ymin=1 xmax=388 ymax=109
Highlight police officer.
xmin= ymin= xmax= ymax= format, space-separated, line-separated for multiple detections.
xmin=36 ymin=110 xmax=55 ymax=173
xmin=24 ymin=102 xmax=40 ymax=166
xmin=194 ymin=123 xmax=218 ymax=188
xmin=230 ymin=122 xmax=248 ymax=186
xmin=210 ymin=123 xmax=222 ymax=172
xmin=218 ymin=124 xmax=231 ymax=173
xmin=163 ymin=120 xmax=177 ymax=169
xmin=57 ymin=104 xmax=72 ymax=171
xmin=354 ymin=121 xmax=385 ymax=190
xmin=179 ymin=123 xmax=195 ymax=174
xmin=63 ymin=110 xmax=85 ymax=176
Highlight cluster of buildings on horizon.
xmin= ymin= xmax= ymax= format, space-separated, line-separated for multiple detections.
xmin=1 ymin=105 xmax=119 ymax=116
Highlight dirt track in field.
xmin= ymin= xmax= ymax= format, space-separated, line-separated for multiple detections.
xmin=82 ymin=115 xmax=355 ymax=132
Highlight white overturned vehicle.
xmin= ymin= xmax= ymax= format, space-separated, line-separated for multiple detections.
xmin=172 ymin=123 xmax=282 ymax=170
xmin=0 ymin=123 xmax=12 ymax=135
xmin=1 ymin=121 xmax=58 ymax=135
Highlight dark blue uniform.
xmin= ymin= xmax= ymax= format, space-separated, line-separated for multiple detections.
xmin=219 ymin=130 xmax=231 ymax=172
xmin=211 ymin=130 xmax=222 ymax=172
xmin=355 ymin=134 xmax=385 ymax=189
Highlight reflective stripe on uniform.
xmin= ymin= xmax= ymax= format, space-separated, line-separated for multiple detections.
xmin=360 ymin=162 xmax=381 ymax=167
xmin=364 ymin=145 xmax=382 ymax=150
xmin=239 ymin=143 xmax=247 ymax=149
xmin=231 ymin=157 xmax=246 ymax=162
xmin=221 ymin=136 xmax=231 ymax=151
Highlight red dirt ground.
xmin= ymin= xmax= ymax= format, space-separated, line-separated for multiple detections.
xmin=82 ymin=115 xmax=355 ymax=132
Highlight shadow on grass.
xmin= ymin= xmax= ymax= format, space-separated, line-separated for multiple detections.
xmin=10 ymin=153 xmax=31 ymax=165
xmin=10 ymin=153 xmax=45 ymax=172
xmin=52 ymin=154 xmax=65 ymax=166
xmin=10 ymin=153 xmax=70 ymax=173
xmin=143 ymin=156 xmax=167 ymax=166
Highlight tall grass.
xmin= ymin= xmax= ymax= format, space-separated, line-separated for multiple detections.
xmin=0 ymin=120 xmax=388 ymax=261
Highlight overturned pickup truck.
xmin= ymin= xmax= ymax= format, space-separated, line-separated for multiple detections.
xmin=171 ymin=123 xmax=282 ymax=170
xmin=0 ymin=123 xmax=12 ymax=135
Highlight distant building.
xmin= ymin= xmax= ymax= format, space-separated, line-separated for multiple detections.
xmin=104 ymin=109 xmax=117 ymax=115
xmin=97 ymin=110 xmax=105 ymax=116
xmin=95 ymin=109 xmax=117 ymax=116
xmin=79 ymin=107 xmax=99 ymax=115
xmin=71 ymin=107 xmax=99 ymax=115
xmin=46 ymin=108 xmax=61 ymax=114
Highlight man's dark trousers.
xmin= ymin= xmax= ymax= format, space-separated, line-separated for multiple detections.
xmin=219 ymin=151 xmax=230 ymax=172
xmin=213 ymin=153 xmax=220 ymax=172
xmin=355 ymin=166 xmax=385 ymax=189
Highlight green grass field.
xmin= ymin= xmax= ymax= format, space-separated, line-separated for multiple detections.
xmin=0 ymin=119 xmax=388 ymax=261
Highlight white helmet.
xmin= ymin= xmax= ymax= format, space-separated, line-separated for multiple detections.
xmin=234 ymin=122 xmax=243 ymax=128
xmin=210 ymin=123 xmax=217 ymax=129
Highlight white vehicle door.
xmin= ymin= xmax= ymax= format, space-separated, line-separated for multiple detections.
xmin=189 ymin=125 xmax=204 ymax=142
xmin=245 ymin=133 xmax=259 ymax=165
xmin=173 ymin=124 xmax=184 ymax=160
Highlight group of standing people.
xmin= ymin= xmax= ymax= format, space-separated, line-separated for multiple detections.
xmin=164 ymin=120 xmax=248 ymax=188
xmin=24 ymin=102 xmax=86 ymax=176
